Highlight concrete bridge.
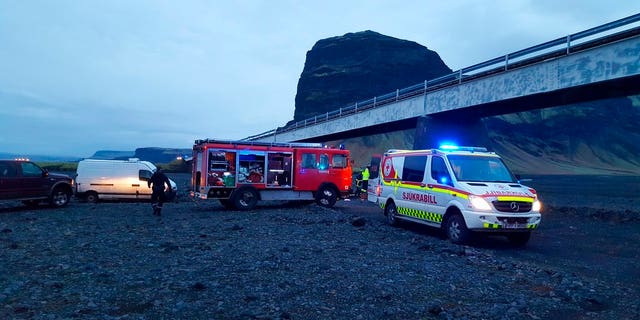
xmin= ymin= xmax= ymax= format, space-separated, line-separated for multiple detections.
xmin=246 ymin=14 xmax=640 ymax=148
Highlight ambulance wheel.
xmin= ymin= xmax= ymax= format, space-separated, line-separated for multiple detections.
xmin=316 ymin=186 xmax=337 ymax=207
xmin=384 ymin=201 xmax=399 ymax=227
xmin=445 ymin=214 xmax=471 ymax=245
xmin=85 ymin=192 xmax=99 ymax=203
xmin=507 ymin=232 xmax=531 ymax=247
xmin=233 ymin=188 xmax=258 ymax=210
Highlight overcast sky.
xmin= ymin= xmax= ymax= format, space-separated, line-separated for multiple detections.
xmin=1 ymin=1 xmax=639 ymax=157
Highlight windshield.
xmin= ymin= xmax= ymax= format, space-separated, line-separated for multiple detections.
xmin=447 ymin=155 xmax=515 ymax=183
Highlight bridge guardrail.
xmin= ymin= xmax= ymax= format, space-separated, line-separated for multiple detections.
xmin=245 ymin=13 xmax=640 ymax=141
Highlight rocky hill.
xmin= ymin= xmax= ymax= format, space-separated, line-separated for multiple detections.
xmin=296 ymin=31 xmax=640 ymax=175
xmin=293 ymin=30 xmax=451 ymax=123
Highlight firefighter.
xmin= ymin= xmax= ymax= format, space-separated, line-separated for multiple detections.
xmin=148 ymin=168 xmax=171 ymax=216
xmin=360 ymin=166 xmax=370 ymax=201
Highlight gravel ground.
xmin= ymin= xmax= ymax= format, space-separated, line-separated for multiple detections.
xmin=0 ymin=174 xmax=638 ymax=320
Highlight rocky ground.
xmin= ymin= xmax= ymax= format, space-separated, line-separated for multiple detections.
xmin=0 ymin=174 xmax=638 ymax=320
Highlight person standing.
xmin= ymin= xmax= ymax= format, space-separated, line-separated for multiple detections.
xmin=360 ymin=166 xmax=370 ymax=201
xmin=148 ymin=168 xmax=171 ymax=216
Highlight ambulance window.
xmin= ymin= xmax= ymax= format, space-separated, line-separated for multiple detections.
xmin=402 ymin=156 xmax=426 ymax=183
xmin=332 ymin=154 xmax=347 ymax=168
xmin=301 ymin=153 xmax=317 ymax=169
xmin=431 ymin=157 xmax=452 ymax=185
xmin=318 ymin=154 xmax=330 ymax=170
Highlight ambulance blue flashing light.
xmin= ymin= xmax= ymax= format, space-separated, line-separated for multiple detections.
xmin=438 ymin=144 xmax=488 ymax=153
xmin=439 ymin=144 xmax=459 ymax=150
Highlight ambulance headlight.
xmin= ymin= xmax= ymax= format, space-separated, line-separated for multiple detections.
xmin=532 ymin=200 xmax=542 ymax=212
xmin=469 ymin=195 xmax=492 ymax=211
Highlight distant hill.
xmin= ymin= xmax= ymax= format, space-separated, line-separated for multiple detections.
xmin=89 ymin=148 xmax=191 ymax=164
xmin=89 ymin=150 xmax=135 ymax=160
xmin=299 ymin=31 xmax=640 ymax=175
xmin=132 ymin=147 xmax=192 ymax=164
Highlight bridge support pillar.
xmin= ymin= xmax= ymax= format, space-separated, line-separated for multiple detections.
xmin=413 ymin=115 xmax=491 ymax=149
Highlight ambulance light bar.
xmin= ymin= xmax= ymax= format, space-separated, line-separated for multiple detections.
xmin=438 ymin=145 xmax=488 ymax=153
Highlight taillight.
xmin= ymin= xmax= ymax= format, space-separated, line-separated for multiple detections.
xmin=376 ymin=185 xmax=381 ymax=196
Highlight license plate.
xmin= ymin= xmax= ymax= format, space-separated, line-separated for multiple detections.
xmin=504 ymin=223 xmax=525 ymax=229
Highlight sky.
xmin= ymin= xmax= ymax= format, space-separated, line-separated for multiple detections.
xmin=1 ymin=1 xmax=639 ymax=158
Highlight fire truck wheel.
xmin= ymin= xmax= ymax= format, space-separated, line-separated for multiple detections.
xmin=445 ymin=214 xmax=471 ymax=245
xmin=384 ymin=201 xmax=399 ymax=227
xmin=316 ymin=186 xmax=337 ymax=207
xmin=233 ymin=188 xmax=258 ymax=210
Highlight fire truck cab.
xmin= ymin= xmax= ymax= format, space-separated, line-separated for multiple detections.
xmin=190 ymin=139 xmax=352 ymax=210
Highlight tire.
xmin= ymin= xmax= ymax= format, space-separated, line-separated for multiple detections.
xmin=507 ymin=232 xmax=531 ymax=247
xmin=233 ymin=188 xmax=258 ymax=211
xmin=85 ymin=192 xmax=99 ymax=204
xmin=315 ymin=186 xmax=337 ymax=207
xmin=50 ymin=187 xmax=71 ymax=207
xmin=445 ymin=214 xmax=471 ymax=245
xmin=384 ymin=201 xmax=399 ymax=227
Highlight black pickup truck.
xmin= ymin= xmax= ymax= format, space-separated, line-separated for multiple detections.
xmin=0 ymin=160 xmax=74 ymax=208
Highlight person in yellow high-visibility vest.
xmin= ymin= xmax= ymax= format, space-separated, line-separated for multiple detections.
xmin=360 ymin=166 xmax=370 ymax=201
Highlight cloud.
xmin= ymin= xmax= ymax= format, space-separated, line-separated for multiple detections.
xmin=1 ymin=0 xmax=639 ymax=157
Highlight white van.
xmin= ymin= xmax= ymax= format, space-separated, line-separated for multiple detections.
xmin=75 ymin=158 xmax=178 ymax=203
xmin=368 ymin=146 xmax=542 ymax=246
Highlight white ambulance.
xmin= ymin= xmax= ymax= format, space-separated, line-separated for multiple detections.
xmin=368 ymin=146 xmax=542 ymax=246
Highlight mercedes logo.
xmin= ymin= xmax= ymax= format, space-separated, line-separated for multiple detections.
xmin=510 ymin=202 xmax=519 ymax=211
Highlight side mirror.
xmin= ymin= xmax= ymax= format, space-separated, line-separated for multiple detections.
xmin=43 ymin=169 xmax=49 ymax=177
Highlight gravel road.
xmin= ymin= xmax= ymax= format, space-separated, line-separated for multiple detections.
xmin=0 ymin=174 xmax=638 ymax=320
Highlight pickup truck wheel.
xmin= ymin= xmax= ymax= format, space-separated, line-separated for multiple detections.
xmin=384 ymin=201 xmax=399 ymax=226
xmin=445 ymin=214 xmax=471 ymax=245
xmin=85 ymin=192 xmax=99 ymax=204
xmin=507 ymin=232 xmax=531 ymax=247
xmin=233 ymin=188 xmax=258 ymax=210
xmin=50 ymin=187 xmax=71 ymax=207
xmin=316 ymin=186 xmax=337 ymax=207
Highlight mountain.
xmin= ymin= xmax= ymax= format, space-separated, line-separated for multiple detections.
xmin=87 ymin=148 xmax=191 ymax=163
xmin=90 ymin=150 xmax=135 ymax=160
xmin=485 ymin=97 xmax=640 ymax=175
xmin=293 ymin=30 xmax=451 ymax=123
xmin=297 ymin=31 xmax=640 ymax=175
xmin=132 ymin=147 xmax=192 ymax=164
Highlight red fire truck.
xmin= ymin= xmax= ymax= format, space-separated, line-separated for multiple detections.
xmin=190 ymin=139 xmax=353 ymax=210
